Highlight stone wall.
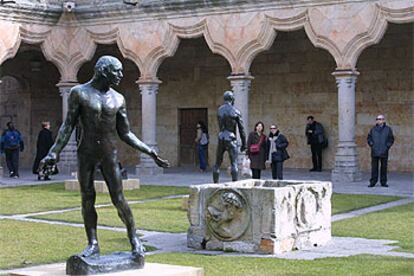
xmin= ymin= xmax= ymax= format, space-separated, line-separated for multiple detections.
xmin=1 ymin=24 xmax=412 ymax=172
xmin=0 ymin=46 xmax=61 ymax=169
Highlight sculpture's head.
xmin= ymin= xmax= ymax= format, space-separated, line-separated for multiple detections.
xmin=223 ymin=90 xmax=234 ymax=105
xmin=94 ymin=56 xmax=123 ymax=86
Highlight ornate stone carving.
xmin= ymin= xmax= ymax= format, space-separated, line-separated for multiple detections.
xmin=188 ymin=180 xmax=332 ymax=254
xmin=206 ymin=189 xmax=250 ymax=241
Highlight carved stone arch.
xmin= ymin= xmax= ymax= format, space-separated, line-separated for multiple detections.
xmin=39 ymin=13 xmax=97 ymax=82
xmin=378 ymin=1 xmax=414 ymax=23
xmin=301 ymin=2 xmax=412 ymax=70
xmin=0 ymin=21 xmax=21 ymax=66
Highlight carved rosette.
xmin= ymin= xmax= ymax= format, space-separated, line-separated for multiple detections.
xmin=206 ymin=189 xmax=251 ymax=241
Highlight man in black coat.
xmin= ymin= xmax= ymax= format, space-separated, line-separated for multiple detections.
xmin=367 ymin=114 xmax=394 ymax=187
xmin=33 ymin=121 xmax=54 ymax=180
xmin=305 ymin=115 xmax=326 ymax=172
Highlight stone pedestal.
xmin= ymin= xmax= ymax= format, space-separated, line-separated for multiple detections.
xmin=65 ymin=179 xmax=140 ymax=193
xmin=331 ymin=71 xmax=362 ymax=182
xmin=136 ymin=80 xmax=163 ymax=175
xmin=66 ymin=252 xmax=144 ymax=275
xmin=187 ymin=179 xmax=332 ymax=254
xmin=9 ymin=262 xmax=204 ymax=276
xmin=57 ymin=82 xmax=78 ymax=175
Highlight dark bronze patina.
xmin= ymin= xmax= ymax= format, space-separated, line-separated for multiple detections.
xmin=41 ymin=56 xmax=169 ymax=258
xmin=212 ymin=91 xmax=246 ymax=183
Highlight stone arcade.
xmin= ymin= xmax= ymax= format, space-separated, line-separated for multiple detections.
xmin=0 ymin=1 xmax=413 ymax=181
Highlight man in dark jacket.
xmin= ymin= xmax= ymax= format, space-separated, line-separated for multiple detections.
xmin=367 ymin=114 xmax=394 ymax=187
xmin=33 ymin=121 xmax=54 ymax=180
xmin=305 ymin=116 xmax=326 ymax=172
xmin=0 ymin=122 xmax=24 ymax=178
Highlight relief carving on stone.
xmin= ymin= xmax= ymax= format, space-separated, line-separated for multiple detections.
xmin=206 ymin=189 xmax=250 ymax=241
xmin=295 ymin=186 xmax=326 ymax=233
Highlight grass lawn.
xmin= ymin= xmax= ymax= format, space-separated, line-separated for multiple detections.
xmin=331 ymin=193 xmax=401 ymax=214
xmin=333 ymin=202 xmax=414 ymax=253
xmin=35 ymin=198 xmax=187 ymax=233
xmin=0 ymin=220 xmax=155 ymax=270
xmin=0 ymin=183 xmax=189 ymax=215
xmin=33 ymin=193 xmax=402 ymax=233
xmin=146 ymin=253 xmax=414 ymax=276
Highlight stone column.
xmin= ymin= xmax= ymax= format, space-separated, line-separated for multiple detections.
xmin=136 ymin=80 xmax=163 ymax=175
xmin=331 ymin=70 xmax=361 ymax=182
xmin=228 ymin=74 xmax=253 ymax=167
xmin=56 ymin=81 xmax=78 ymax=175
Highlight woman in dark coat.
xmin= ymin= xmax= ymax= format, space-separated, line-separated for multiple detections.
xmin=247 ymin=121 xmax=267 ymax=179
xmin=32 ymin=121 xmax=54 ymax=180
xmin=266 ymin=124 xmax=289 ymax=180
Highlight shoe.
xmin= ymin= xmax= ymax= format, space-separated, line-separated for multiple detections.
xmin=368 ymin=183 xmax=376 ymax=187
xmin=38 ymin=175 xmax=42 ymax=181
xmin=309 ymin=168 xmax=317 ymax=172
xmin=316 ymin=169 xmax=322 ymax=172
xmin=44 ymin=176 xmax=51 ymax=181
xmin=9 ymin=171 xmax=14 ymax=177
xmin=13 ymin=175 xmax=19 ymax=179
xmin=381 ymin=183 xmax=389 ymax=187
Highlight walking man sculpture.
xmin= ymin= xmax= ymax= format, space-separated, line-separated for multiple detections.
xmin=213 ymin=91 xmax=246 ymax=183
xmin=41 ymin=56 xmax=169 ymax=257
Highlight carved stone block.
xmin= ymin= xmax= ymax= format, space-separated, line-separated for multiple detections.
xmin=187 ymin=179 xmax=331 ymax=254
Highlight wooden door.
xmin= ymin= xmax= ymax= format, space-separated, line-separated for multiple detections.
xmin=179 ymin=108 xmax=208 ymax=166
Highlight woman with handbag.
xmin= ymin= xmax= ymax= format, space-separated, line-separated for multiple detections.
xmin=247 ymin=121 xmax=267 ymax=179
xmin=266 ymin=124 xmax=289 ymax=180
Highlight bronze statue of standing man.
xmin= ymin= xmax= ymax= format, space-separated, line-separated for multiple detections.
xmin=212 ymin=91 xmax=246 ymax=183
xmin=41 ymin=56 xmax=169 ymax=257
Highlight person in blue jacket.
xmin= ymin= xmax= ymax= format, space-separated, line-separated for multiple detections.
xmin=0 ymin=122 xmax=24 ymax=178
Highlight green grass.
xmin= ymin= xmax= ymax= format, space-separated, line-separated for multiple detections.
xmin=0 ymin=220 xmax=155 ymax=270
xmin=333 ymin=203 xmax=414 ymax=253
xmin=33 ymin=193 xmax=401 ymax=233
xmin=146 ymin=253 xmax=414 ymax=276
xmin=34 ymin=198 xmax=187 ymax=233
xmin=0 ymin=183 xmax=189 ymax=215
xmin=331 ymin=193 xmax=401 ymax=214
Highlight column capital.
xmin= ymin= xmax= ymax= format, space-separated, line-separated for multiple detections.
xmin=136 ymin=77 xmax=162 ymax=85
xmin=56 ymin=81 xmax=79 ymax=88
xmin=332 ymin=69 xmax=360 ymax=78
xmin=227 ymin=74 xmax=254 ymax=81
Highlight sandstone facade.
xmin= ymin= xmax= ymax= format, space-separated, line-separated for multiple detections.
xmin=0 ymin=0 xmax=413 ymax=179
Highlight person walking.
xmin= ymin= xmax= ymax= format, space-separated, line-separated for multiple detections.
xmin=0 ymin=122 xmax=24 ymax=178
xmin=247 ymin=121 xmax=267 ymax=179
xmin=367 ymin=114 xmax=394 ymax=187
xmin=266 ymin=124 xmax=289 ymax=180
xmin=195 ymin=121 xmax=209 ymax=172
xmin=305 ymin=115 xmax=326 ymax=172
xmin=33 ymin=121 xmax=54 ymax=180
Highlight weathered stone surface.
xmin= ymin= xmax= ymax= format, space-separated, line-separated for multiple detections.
xmin=65 ymin=179 xmax=140 ymax=193
xmin=187 ymin=179 xmax=332 ymax=254
xmin=9 ymin=261 xmax=204 ymax=276
xmin=66 ymin=251 xmax=144 ymax=275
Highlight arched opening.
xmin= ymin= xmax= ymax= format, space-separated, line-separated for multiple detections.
xmin=158 ymin=37 xmax=231 ymax=167
xmin=356 ymin=23 xmax=413 ymax=172
xmin=250 ymin=29 xmax=336 ymax=170
xmin=0 ymin=43 xmax=60 ymax=170
xmin=77 ymin=44 xmax=141 ymax=170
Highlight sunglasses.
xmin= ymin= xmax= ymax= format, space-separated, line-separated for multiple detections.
xmin=270 ymin=127 xmax=277 ymax=129
xmin=376 ymin=118 xmax=384 ymax=120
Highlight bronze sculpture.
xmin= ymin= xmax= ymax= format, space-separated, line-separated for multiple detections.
xmin=41 ymin=56 xmax=169 ymax=259
xmin=212 ymin=91 xmax=246 ymax=183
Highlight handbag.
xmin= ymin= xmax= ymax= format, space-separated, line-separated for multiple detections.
xmin=249 ymin=134 xmax=264 ymax=154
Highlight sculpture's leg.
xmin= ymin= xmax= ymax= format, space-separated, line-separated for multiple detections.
xmin=78 ymin=154 xmax=100 ymax=257
xmin=228 ymin=140 xmax=239 ymax=181
xmin=101 ymin=154 xmax=145 ymax=255
xmin=213 ymin=140 xmax=225 ymax=183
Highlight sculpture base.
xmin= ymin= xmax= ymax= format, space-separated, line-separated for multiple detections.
xmin=66 ymin=251 xmax=144 ymax=275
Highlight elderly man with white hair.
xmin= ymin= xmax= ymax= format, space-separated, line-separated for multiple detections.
xmin=367 ymin=114 xmax=394 ymax=187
